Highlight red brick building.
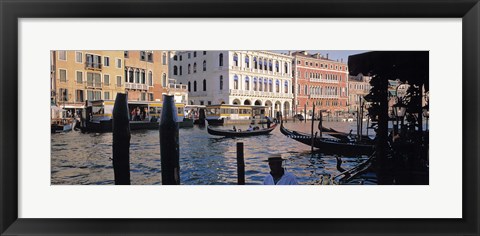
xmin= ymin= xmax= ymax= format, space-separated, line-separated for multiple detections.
xmin=291 ymin=51 xmax=349 ymax=118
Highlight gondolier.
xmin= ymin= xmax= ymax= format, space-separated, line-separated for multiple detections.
xmin=263 ymin=155 xmax=298 ymax=185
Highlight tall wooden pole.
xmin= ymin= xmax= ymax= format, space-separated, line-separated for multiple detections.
xmin=311 ymin=104 xmax=315 ymax=152
xmin=160 ymin=95 xmax=180 ymax=185
xmin=236 ymin=142 xmax=245 ymax=185
xmin=377 ymin=76 xmax=389 ymax=184
xmin=304 ymin=104 xmax=307 ymax=123
xmin=112 ymin=93 xmax=131 ymax=185
xmin=319 ymin=110 xmax=323 ymax=138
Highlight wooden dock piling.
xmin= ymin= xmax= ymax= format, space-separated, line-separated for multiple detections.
xmin=236 ymin=142 xmax=245 ymax=185
xmin=112 ymin=93 xmax=131 ymax=185
xmin=159 ymin=95 xmax=180 ymax=185
xmin=311 ymin=104 xmax=315 ymax=152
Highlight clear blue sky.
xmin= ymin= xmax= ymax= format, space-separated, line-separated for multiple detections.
xmin=275 ymin=50 xmax=369 ymax=63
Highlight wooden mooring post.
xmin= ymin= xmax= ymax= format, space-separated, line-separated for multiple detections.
xmin=311 ymin=104 xmax=315 ymax=152
xmin=112 ymin=93 xmax=131 ymax=185
xmin=304 ymin=104 xmax=307 ymax=123
xmin=236 ymin=142 xmax=245 ymax=185
xmin=159 ymin=95 xmax=180 ymax=185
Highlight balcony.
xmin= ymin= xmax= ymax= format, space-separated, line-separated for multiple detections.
xmin=309 ymin=94 xmax=339 ymax=99
xmin=229 ymin=89 xmax=293 ymax=99
xmin=85 ymin=62 xmax=102 ymax=71
xmin=125 ymin=83 xmax=148 ymax=90
xmin=168 ymin=83 xmax=188 ymax=93
xmin=86 ymin=81 xmax=102 ymax=89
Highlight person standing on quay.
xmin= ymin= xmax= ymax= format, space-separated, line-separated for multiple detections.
xmin=263 ymin=155 xmax=298 ymax=185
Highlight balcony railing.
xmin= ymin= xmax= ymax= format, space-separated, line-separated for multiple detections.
xmin=125 ymin=83 xmax=148 ymax=90
xmin=86 ymin=81 xmax=102 ymax=88
xmin=229 ymin=89 xmax=293 ymax=99
xmin=85 ymin=62 xmax=102 ymax=70
xmin=309 ymin=94 xmax=339 ymax=99
xmin=168 ymin=84 xmax=188 ymax=92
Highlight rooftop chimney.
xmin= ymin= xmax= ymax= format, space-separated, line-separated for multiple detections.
xmin=326 ymin=53 xmax=329 ymax=59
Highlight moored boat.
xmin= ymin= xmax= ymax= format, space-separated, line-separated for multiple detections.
xmin=205 ymin=104 xmax=270 ymax=125
xmin=207 ymin=123 xmax=277 ymax=137
xmin=280 ymin=123 xmax=375 ymax=156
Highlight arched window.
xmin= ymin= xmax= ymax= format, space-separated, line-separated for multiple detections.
xmin=264 ymin=79 xmax=268 ymax=92
xmin=275 ymin=61 xmax=279 ymax=72
xmin=254 ymin=57 xmax=258 ymax=69
xmin=128 ymin=69 xmax=134 ymax=83
xmin=162 ymin=53 xmax=167 ymax=65
xmin=259 ymin=78 xmax=263 ymax=91
xmin=234 ymin=74 xmax=239 ymax=90
xmin=173 ymin=66 xmax=178 ymax=75
xmin=220 ymin=76 xmax=223 ymax=90
xmin=124 ymin=69 xmax=128 ymax=82
xmin=141 ymin=70 xmax=145 ymax=84
xmin=193 ymin=80 xmax=197 ymax=92
xmin=233 ymin=53 xmax=238 ymax=66
xmin=193 ymin=63 xmax=197 ymax=73
xmin=203 ymin=79 xmax=206 ymax=91
xmin=275 ymin=80 xmax=280 ymax=93
xmin=162 ymin=73 xmax=167 ymax=87
xmin=269 ymin=60 xmax=273 ymax=71
xmin=284 ymin=62 xmax=288 ymax=74
xmin=259 ymin=57 xmax=263 ymax=70
xmin=219 ymin=53 xmax=224 ymax=66
xmin=173 ymin=55 xmax=178 ymax=61
xmin=135 ymin=70 xmax=140 ymax=83
xmin=148 ymin=71 xmax=153 ymax=86
xmin=188 ymin=64 xmax=191 ymax=74
xmin=253 ymin=77 xmax=258 ymax=91
xmin=245 ymin=76 xmax=250 ymax=90
xmin=179 ymin=66 xmax=183 ymax=75
xmin=188 ymin=81 xmax=191 ymax=92
xmin=203 ymin=60 xmax=206 ymax=71
xmin=284 ymin=81 xmax=288 ymax=93
xmin=269 ymin=79 xmax=273 ymax=92
xmin=245 ymin=56 xmax=250 ymax=68
xmin=264 ymin=59 xmax=267 ymax=70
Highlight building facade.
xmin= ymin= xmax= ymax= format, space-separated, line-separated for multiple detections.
xmin=169 ymin=50 xmax=293 ymax=117
xmin=50 ymin=50 xmax=126 ymax=111
xmin=291 ymin=51 xmax=349 ymax=118
xmin=348 ymin=73 xmax=372 ymax=113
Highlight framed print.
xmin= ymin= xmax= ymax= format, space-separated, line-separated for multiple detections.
xmin=1 ymin=0 xmax=479 ymax=235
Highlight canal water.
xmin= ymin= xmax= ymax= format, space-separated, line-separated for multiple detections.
xmin=51 ymin=120 xmax=374 ymax=185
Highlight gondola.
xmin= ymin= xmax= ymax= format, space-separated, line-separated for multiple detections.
xmin=319 ymin=125 xmax=372 ymax=143
xmin=207 ymin=124 xmax=277 ymax=137
xmin=280 ymin=123 xmax=375 ymax=156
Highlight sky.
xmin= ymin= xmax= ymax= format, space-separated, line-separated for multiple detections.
xmin=275 ymin=50 xmax=369 ymax=64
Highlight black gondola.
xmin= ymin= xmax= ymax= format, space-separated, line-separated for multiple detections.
xmin=207 ymin=124 xmax=277 ymax=137
xmin=319 ymin=126 xmax=373 ymax=143
xmin=280 ymin=123 xmax=375 ymax=156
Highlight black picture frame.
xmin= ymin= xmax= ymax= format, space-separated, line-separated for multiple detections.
xmin=1 ymin=0 xmax=478 ymax=235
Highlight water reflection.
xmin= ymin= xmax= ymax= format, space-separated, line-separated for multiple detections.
xmin=51 ymin=121 xmax=373 ymax=185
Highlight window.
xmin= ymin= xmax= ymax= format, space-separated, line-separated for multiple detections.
xmin=194 ymin=51 xmax=197 ymax=57
xmin=104 ymin=57 xmax=110 ymax=67
xmin=193 ymin=63 xmax=197 ymax=73
xmin=208 ymin=101 xmax=212 ymax=105
xmin=87 ymin=90 xmax=101 ymax=100
xmin=162 ymin=73 xmax=167 ymax=87
xmin=259 ymin=58 xmax=263 ymax=70
xmin=116 ymin=76 xmax=122 ymax=87
xmin=264 ymin=59 xmax=267 ymax=70
xmin=284 ymin=62 xmax=288 ymax=74
xmin=234 ymin=75 xmax=239 ymax=90
xmin=275 ymin=61 xmax=279 ymax=72
xmin=124 ymin=51 xmax=129 ymax=58
xmin=76 ymin=71 xmax=83 ymax=84
xmin=149 ymin=93 xmax=154 ymax=101
xmin=194 ymin=81 xmax=197 ymax=92
xmin=245 ymin=76 xmax=250 ymax=90
xmin=116 ymin=58 xmax=122 ymax=68
xmin=254 ymin=57 xmax=258 ymax=69
xmin=269 ymin=79 xmax=273 ymax=92
xmin=104 ymin=91 xmax=110 ymax=100
xmin=173 ymin=66 xmax=178 ymax=75
xmin=128 ymin=70 xmax=134 ymax=83
xmin=188 ymin=81 xmax=191 ymax=92
xmin=200 ymin=101 xmax=204 ymax=105
xmin=276 ymin=80 xmax=280 ymax=93
xmin=259 ymin=78 xmax=263 ymax=91
xmin=284 ymin=81 xmax=288 ymax=93
xmin=220 ymin=75 xmax=223 ymax=90
xmin=245 ymin=56 xmax=249 ymax=68
xmin=180 ymin=55 xmax=182 ymax=61
xmin=141 ymin=70 xmax=145 ymax=84
xmin=173 ymin=55 xmax=178 ymax=61
xmin=148 ymin=71 xmax=153 ymax=86
xmin=233 ymin=53 xmax=239 ymax=66
xmin=188 ymin=64 xmax=191 ymax=74
xmin=203 ymin=60 xmax=206 ymax=71
xmin=140 ymin=51 xmax=146 ymax=61
xmin=147 ymin=52 xmax=153 ymax=62
xmin=86 ymin=54 xmax=101 ymax=69
xmin=59 ymin=88 xmax=68 ymax=101
xmin=188 ymin=53 xmax=191 ymax=59
xmin=135 ymin=70 xmax=140 ymax=83
xmin=218 ymin=53 xmax=223 ymax=66
xmin=203 ymin=51 xmax=206 ymax=55
xmin=162 ymin=53 xmax=167 ymax=65
xmin=269 ymin=60 xmax=273 ymax=71
xmin=58 ymin=51 xmax=66 ymax=60
xmin=87 ymin=72 xmax=102 ymax=87
xmin=253 ymin=77 xmax=257 ymax=91
xmin=203 ymin=79 xmax=206 ymax=91
xmin=75 ymin=52 xmax=82 ymax=63
xmin=179 ymin=66 xmax=183 ymax=75
xmin=104 ymin=74 xmax=110 ymax=85
xmin=141 ymin=93 xmax=146 ymax=101
xmin=75 ymin=90 xmax=84 ymax=102
xmin=59 ymin=69 xmax=67 ymax=82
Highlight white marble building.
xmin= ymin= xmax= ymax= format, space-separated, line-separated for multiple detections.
xmin=169 ymin=51 xmax=294 ymax=117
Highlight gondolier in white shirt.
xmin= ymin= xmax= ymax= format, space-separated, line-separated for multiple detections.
xmin=263 ymin=155 xmax=298 ymax=185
